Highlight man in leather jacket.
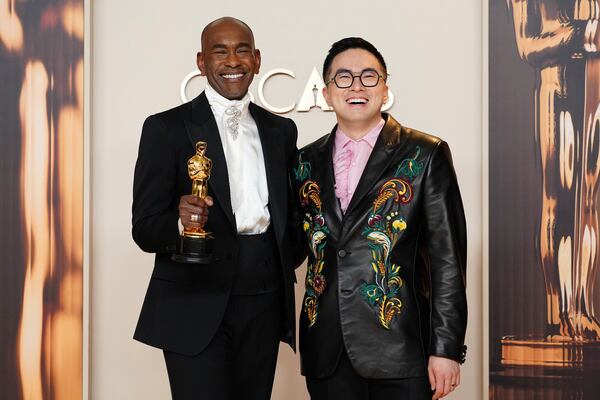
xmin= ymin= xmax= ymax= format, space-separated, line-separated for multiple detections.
xmin=293 ymin=37 xmax=467 ymax=400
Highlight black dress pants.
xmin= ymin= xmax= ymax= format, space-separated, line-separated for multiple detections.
xmin=163 ymin=229 xmax=284 ymax=400
xmin=163 ymin=289 xmax=283 ymax=400
xmin=306 ymin=350 xmax=433 ymax=400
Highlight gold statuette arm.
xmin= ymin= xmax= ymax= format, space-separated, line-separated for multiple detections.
xmin=509 ymin=0 xmax=596 ymax=68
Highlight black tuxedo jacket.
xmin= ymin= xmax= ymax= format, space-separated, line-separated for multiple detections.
xmin=132 ymin=92 xmax=301 ymax=355
xmin=294 ymin=114 xmax=467 ymax=379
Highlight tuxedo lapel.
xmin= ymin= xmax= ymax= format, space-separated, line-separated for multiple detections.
xmin=249 ymin=104 xmax=288 ymax=241
xmin=185 ymin=92 xmax=236 ymax=231
xmin=343 ymin=114 xmax=404 ymax=218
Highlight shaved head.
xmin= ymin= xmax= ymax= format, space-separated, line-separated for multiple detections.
xmin=201 ymin=17 xmax=255 ymax=51
xmin=197 ymin=16 xmax=261 ymax=99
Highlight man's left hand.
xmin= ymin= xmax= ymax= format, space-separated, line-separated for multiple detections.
xmin=428 ymin=355 xmax=460 ymax=399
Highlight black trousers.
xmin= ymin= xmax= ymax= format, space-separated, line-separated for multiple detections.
xmin=163 ymin=229 xmax=284 ymax=400
xmin=306 ymin=350 xmax=433 ymax=400
xmin=163 ymin=289 xmax=283 ymax=400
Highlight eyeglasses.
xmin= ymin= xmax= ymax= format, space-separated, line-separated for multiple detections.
xmin=325 ymin=69 xmax=386 ymax=88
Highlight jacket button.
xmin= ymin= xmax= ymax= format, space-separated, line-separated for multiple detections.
xmin=338 ymin=249 xmax=347 ymax=258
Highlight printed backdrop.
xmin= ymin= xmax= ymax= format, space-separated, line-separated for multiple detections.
xmin=489 ymin=1 xmax=600 ymax=399
xmin=0 ymin=1 xmax=84 ymax=399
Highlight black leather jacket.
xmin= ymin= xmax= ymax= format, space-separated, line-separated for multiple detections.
xmin=294 ymin=114 xmax=467 ymax=379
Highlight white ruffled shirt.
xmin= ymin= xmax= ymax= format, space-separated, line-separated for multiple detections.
xmin=204 ymin=83 xmax=270 ymax=234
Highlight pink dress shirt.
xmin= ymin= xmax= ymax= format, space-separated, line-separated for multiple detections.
xmin=333 ymin=119 xmax=385 ymax=213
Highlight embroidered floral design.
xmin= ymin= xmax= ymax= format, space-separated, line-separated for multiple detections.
xmin=295 ymin=152 xmax=329 ymax=327
xmin=362 ymin=209 xmax=407 ymax=329
xmin=395 ymin=146 xmax=423 ymax=179
xmin=368 ymin=178 xmax=412 ymax=227
xmin=361 ymin=149 xmax=424 ymax=329
xmin=294 ymin=152 xmax=311 ymax=182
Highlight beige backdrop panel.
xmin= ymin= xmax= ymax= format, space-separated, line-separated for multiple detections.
xmin=92 ymin=1 xmax=482 ymax=398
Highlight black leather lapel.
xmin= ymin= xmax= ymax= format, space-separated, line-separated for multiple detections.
xmin=185 ymin=92 xmax=236 ymax=231
xmin=315 ymin=129 xmax=343 ymax=229
xmin=343 ymin=114 xmax=403 ymax=217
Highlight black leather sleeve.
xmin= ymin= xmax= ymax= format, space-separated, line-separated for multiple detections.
xmin=131 ymin=115 xmax=180 ymax=254
xmin=422 ymin=140 xmax=468 ymax=363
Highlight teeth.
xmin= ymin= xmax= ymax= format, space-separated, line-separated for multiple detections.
xmin=347 ymin=98 xmax=367 ymax=104
xmin=222 ymin=73 xmax=244 ymax=79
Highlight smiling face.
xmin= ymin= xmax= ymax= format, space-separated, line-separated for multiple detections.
xmin=323 ymin=48 xmax=388 ymax=134
xmin=197 ymin=18 xmax=261 ymax=100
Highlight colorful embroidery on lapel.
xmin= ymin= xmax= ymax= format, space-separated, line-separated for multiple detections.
xmin=361 ymin=148 xmax=424 ymax=329
xmin=368 ymin=178 xmax=412 ymax=227
xmin=295 ymin=152 xmax=329 ymax=327
xmin=395 ymin=146 xmax=423 ymax=180
xmin=294 ymin=152 xmax=311 ymax=182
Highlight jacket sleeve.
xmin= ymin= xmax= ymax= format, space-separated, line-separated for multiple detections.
xmin=422 ymin=140 xmax=468 ymax=363
xmin=131 ymin=114 xmax=180 ymax=254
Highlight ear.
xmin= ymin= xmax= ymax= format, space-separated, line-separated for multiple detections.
xmin=254 ymin=48 xmax=261 ymax=74
xmin=322 ymin=86 xmax=332 ymax=107
xmin=196 ymin=52 xmax=205 ymax=75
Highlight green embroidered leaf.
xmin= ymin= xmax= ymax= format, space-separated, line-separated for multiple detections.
xmin=360 ymin=284 xmax=383 ymax=305
xmin=395 ymin=146 xmax=423 ymax=179
xmin=294 ymin=152 xmax=312 ymax=182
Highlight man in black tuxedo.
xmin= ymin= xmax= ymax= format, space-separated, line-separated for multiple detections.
xmin=293 ymin=38 xmax=467 ymax=400
xmin=132 ymin=17 xmax=301 ymax=399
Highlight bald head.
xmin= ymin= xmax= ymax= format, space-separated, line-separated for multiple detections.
xmin=201 ymin=17 xmax=255 ymax=51
xmin=196 ymin=16 xmax=261 ymax=100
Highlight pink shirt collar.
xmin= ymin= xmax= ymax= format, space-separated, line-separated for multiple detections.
xmin=334 ymin=118 xmax=385 ymax=150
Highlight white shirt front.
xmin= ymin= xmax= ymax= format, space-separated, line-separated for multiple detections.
xmin=204 ymin=84 xmax=270 ymax=234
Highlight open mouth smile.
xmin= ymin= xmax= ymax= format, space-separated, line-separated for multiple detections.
xmin=346 ymin=97 xmax=368 ymax=105
xmin=221 ymin=72 xmax=246 ymax=80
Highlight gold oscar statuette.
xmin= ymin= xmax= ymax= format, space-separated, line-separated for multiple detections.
xmin=171 ymin=141 xmax=214 ymax=264
xmin=499 ymin=0 xmax=600 ymax=375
